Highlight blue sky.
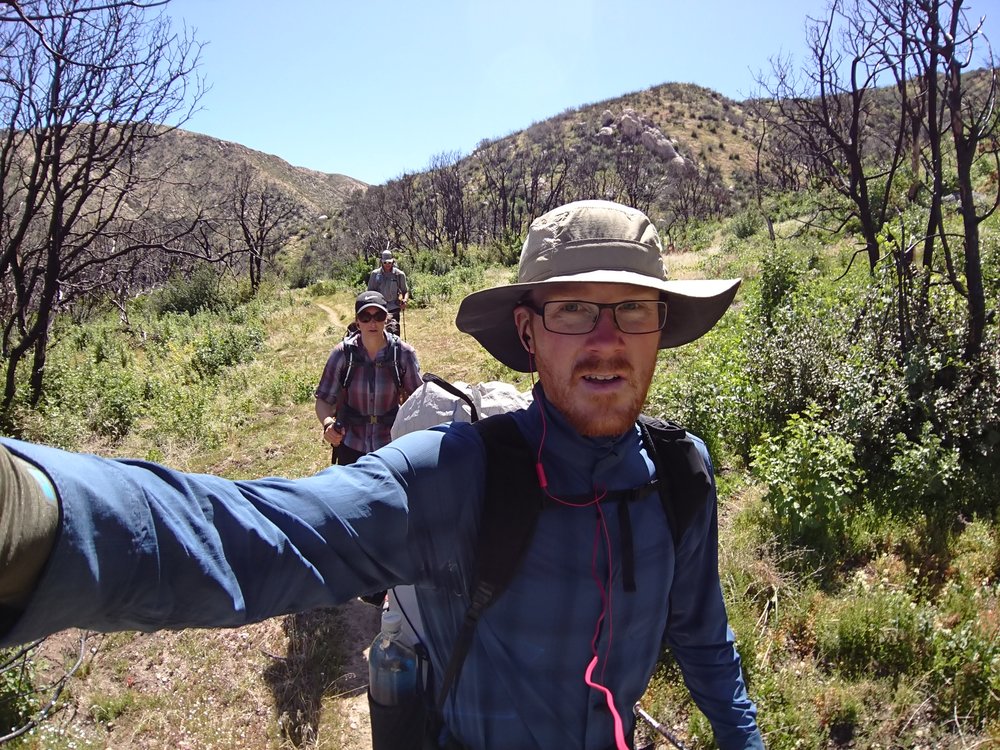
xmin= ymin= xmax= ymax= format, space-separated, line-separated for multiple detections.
xmin=166 ymin=0 xmax=998 ymax=186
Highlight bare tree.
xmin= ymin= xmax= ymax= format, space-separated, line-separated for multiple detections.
xmin=519 ymin=121 xmax=575 ymax=222
xmin=614 ymin=140 xmax=667 ymax=215
xmin=754 ymin=0 xmax=996 ymax=361
xmin=931 ymin=2 xmax=997 ymax=359
xmin=474 ymin=137 xmax=527 ymax=252
xmin=568 ymin=146 xmax=625 ymax=205
xmin=0 ymin=0 xmax=204 ymax=410
xmin=229 ymin=164 xmax=298 ymax=294
xmin=756 ymin=1 xmax=907 ymax=271
xmin=658 ymin=161 xmax=730 ymax=233
xmin=428 ymin=151 xmax=469 ymax=258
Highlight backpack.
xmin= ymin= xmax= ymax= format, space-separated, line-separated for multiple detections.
xmin=334 ymin=333 xmax=412 ymax=429
xmin=383 ymin=376 xmax=712 ymax=715
xmin=431 ymin=412 xmax=711 ymax=716
xmin=339 ymin=331 xmax=407 ymax=392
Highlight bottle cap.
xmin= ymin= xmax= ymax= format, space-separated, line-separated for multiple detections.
xmin=380 ymin=609 xmax=403 ymax=634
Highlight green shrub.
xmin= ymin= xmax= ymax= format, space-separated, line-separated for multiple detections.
xmin=86 ymin=366 xmax=143 ymax=441
xmin=647 ymin=318 xmax=747 ymax=463
xmin=260 ymin=367 xmax=316 ymax=406
xmin=887 ymin=422 xmax=963 ymax=521
xmin=191 ymin=323 xmax=265 ymax=379
xmin=146 ymin=384 xmax=219 ymax=448
xmin=751 ymin=405 xmax=865 ymax=573
xmin=732 ymin=209 xmax=763 ymax=240
xmin=408 ymin=262 xmax=487 ymax=307
xmin=815 ymin=588 xmax=934 ymax=679
xmin=948 ymin=520 xmax=1000 ymax=590
xmin=152 ymin=267 xmax=240 ymax=315
xmin=0 ymin=647 xmax=38 ymax=737
xmin=928 ymin=601 xmax=1000 ymax=727
xmin=753 ymin=246 xmax=802 ymax=326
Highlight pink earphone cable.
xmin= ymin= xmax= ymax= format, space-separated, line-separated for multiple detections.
xmin=531 ymin=371 xmax=629 ymax=750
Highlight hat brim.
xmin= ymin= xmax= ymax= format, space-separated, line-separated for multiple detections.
xmin=456 ymin=272 xmax=741 ymax=372
xmin=357 ymin=302 xmax=389 ymax=315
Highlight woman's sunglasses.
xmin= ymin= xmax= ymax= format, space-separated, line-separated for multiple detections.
xmin=357 ymin=309 xmax=387 ymax=323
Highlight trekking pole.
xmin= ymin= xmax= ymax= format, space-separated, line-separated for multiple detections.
xmin=634 ymin=704 xmax=689 ymax=750
xmin=400 ymin=305 xmax=406 ymax=340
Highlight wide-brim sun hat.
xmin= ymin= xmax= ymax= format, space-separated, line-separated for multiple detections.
xmin=456 ymin=199 xmax=741 ymax=373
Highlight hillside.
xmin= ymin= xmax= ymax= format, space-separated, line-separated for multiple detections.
xmin=137 ymin=80 xmax=754 ymax=231
xmin=481 ymin=81 xmax=758 ymax=185
xmin=138 ymin=127 xmax=368 ymax=220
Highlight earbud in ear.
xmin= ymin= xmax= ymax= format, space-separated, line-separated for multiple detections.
xmin=521 ymin=331 xmax=532 ymax=352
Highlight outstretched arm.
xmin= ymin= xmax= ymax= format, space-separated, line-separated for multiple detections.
xmin=665 ymin=444 xmax=764 ymax=749
xmin=0 ymin=439 xmax=420 ymax=646
xmin=0 ymin=425 xmax=486 ymax=650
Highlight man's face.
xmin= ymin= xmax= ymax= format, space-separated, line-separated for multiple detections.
xmin=382 ymin=261 xmax=393 ymax=271
xmin=513 ymin=282 xmax=662 ymax=438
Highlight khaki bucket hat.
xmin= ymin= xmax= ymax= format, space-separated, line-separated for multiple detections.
xmin=456 ymin=199 xmax=740 ymax=372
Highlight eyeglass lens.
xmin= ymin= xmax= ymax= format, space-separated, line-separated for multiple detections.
xmin=358 ymin=310 xmax=387 ymax=323
xmin=541 ymin=300 xmax=666 ymax=334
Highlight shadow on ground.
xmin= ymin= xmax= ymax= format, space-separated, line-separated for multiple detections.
xmin=263 ymin=599 xmax=381 ymax=746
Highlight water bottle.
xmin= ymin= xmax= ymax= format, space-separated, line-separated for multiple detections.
xmin=368 ymin=610 xmax=418 ymax=705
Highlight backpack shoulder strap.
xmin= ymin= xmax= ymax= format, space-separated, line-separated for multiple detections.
xmin=386 ymin=333 xmax=405 ymax=392
xmin=435 ymin=412 xmax=542 ymax=712
xmin=339 ymin=335 xmax=360 ymax=389
xmin=637 ymin=414 xmax=713 ymax=546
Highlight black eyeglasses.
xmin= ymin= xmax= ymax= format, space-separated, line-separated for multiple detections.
xmin=523 ymin=299 xmax=667 ymax=335
xmin=357 ymin=309 xmax=387 ymax=323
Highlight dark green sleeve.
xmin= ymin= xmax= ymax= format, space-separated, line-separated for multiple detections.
xmin=0 ymin=445 xmax=59 ymax=607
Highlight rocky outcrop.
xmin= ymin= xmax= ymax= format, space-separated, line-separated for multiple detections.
xmin=595 ymin=107 xmax=684 ymax=166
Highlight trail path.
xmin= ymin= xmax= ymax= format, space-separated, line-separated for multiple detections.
xmin=315 ymin=302 xmax=340 ymax=327
xmin=310 ymin=299 xmax=378 ymax=750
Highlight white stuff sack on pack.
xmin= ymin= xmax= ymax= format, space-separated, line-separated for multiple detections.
xmin=387 ymin=373 xmax=533 ymax=648
xmin=390 ymin=374 xmax=532 ymax=441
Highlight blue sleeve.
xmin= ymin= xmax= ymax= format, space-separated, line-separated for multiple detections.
xmin=665 ymin=440 xmax=764 ymax=749
xmin=0 ymin=426 xmax=484 ymax=647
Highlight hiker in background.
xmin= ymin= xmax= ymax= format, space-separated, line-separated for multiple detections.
xmin=0 ymin=199 xmax=764 ymax=750
xmin=367 ymin=248 xmax=409 ymax=335
xmin=315 ymin=290 xmax=422 ymax=466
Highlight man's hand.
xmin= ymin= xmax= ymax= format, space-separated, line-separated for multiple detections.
xmin=322 ymin=418 xmax=345 ymax=447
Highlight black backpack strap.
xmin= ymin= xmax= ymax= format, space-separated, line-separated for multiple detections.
xmin=386 ymin=334 xmax=405 ymax=391
xmin=637 ymin=415 xmax=712 ymax=546
xmin=434 ymin=412 xmax=542 ymax=713
xmin=339 ymin=338 xmax=358 ymax=389
xmin=421 ymin=373 xmax=480 ymax=422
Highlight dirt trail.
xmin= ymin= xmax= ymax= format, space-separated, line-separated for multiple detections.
xmin=315 ymin=302 xmax=340 ymax=327
xmin=311 ymin=299 xmax=378 ymax=750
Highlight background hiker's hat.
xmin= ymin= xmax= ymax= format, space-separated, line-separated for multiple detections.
xmin=380 ymin=249 xmax=395 ymax=263
xmin=356 ymin=290 xmax=389 ymax=315
xmin=456 ymin=199 xmax=741 ymax=372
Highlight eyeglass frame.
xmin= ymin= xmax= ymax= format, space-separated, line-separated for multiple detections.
xmin=518 ymin=298 xmax=668 ymax=335
xmin=357 ymin=309 xmax=388 ymax=323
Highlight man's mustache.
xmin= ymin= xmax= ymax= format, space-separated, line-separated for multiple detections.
xmin=571 ymin=356 xmax=633 ymax=378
